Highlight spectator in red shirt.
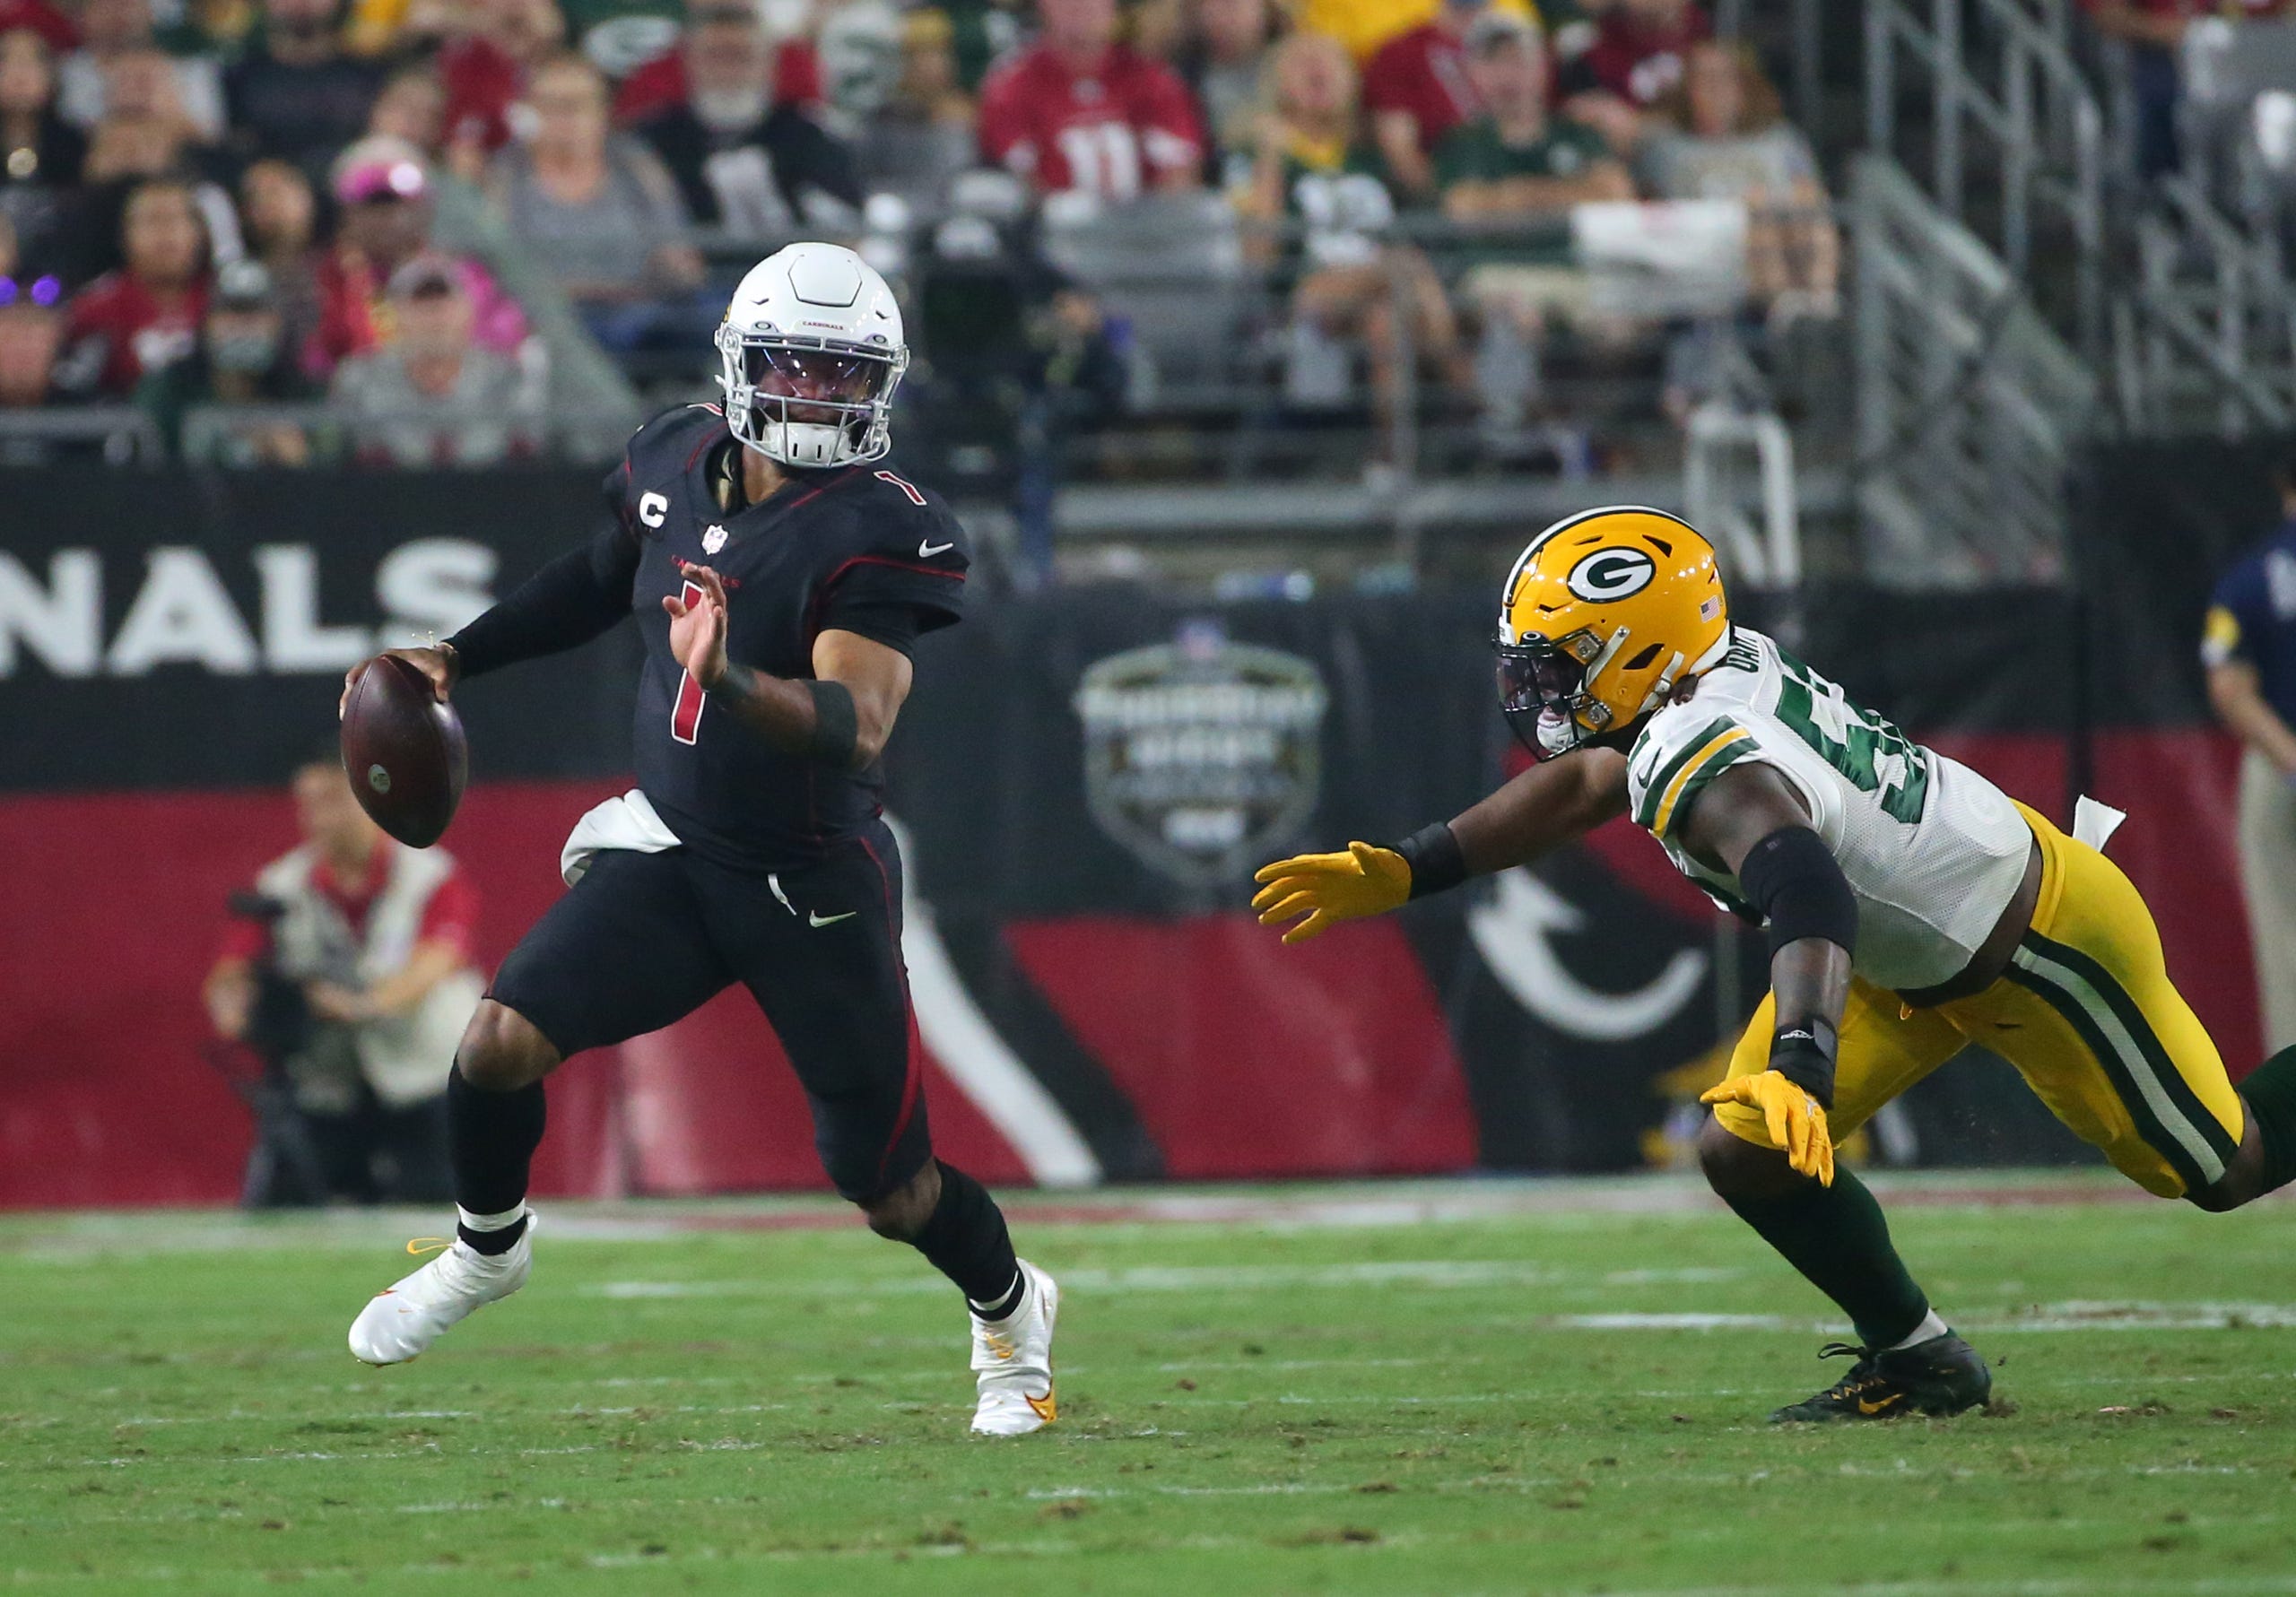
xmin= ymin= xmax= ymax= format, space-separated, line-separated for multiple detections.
xmin=204 ymin=754 xmax=483 ymax=1207
xmin=1363 ymin=0 xmax=1491 ymax=202
xmin=58 ymin=175 xmax=206 ymax=395
xmin=0 ymin=0 xmax=74 ymax=53
xmin=436 ymin=0 xmax=563 ymax=161
xmin=1561 ymin=0 xmax=1710 ymax=152
xmin=308 ymin=140 xmax=528 ymax=377
xmin=978 ymin=0 xmax=1205 ymax=197
xmin=613 ymin=0 xmax=822 ymax=126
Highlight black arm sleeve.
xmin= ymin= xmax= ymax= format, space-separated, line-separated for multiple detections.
xmin=1739 ymin=826 xmax=1854 ymax=1107
xmin=1737 ymin=824 xmax=1859 ymax=960
xmin=446 ymin=520 xmax=640 ymax=680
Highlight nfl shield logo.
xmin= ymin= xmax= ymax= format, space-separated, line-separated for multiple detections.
xmin=702 ymin=524 xmax=728 ymax=554
xmin=1073 ymin=625 xmax=1329 ymax=890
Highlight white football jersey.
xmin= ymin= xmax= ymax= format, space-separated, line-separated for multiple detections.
xmin=1623 ymin=628 xmax=2033 ymax=990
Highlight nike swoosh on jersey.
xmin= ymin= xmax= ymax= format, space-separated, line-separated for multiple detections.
xmin=809 ymin=910 xmax=858 ymax=927
xmin=918 ymin=539 xmax=955 ymax=557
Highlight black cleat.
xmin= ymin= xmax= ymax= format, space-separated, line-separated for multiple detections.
xmin=1770 ymin=1332 xmax=1993 ymax=1424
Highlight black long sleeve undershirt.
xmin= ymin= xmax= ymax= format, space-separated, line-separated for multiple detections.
xmin=447 ymin=522 xmax=640 ymax=681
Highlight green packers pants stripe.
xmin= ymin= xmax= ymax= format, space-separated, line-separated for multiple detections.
xmin=2001 ymin=942 xmax=2230 ymax=1191
xmin=2024 ymin=929 xmax=2241 ymax=1169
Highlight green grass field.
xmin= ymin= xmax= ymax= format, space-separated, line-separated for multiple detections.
xmin=7 ymin=1174 xmax=2296 ymax=1595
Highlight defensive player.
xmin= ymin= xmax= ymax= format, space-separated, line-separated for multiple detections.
xmin=1255 ymin=507 xmax=2296 ymax=1421
xmin=340 ymin=243 xmax=1058 ymax=1436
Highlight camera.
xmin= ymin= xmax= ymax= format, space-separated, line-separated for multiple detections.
xmin=226 ymin=890 xmax=312 ymax=1067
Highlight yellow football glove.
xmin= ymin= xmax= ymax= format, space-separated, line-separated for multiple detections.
xmin=1700 ymin=1071 xmax=1837 ymax=1186
xmin=1250 ymin=841 xmax=1412 ymax=944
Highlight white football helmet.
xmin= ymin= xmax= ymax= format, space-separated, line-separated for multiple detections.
xmin=716 ymin=241 xmax=909 ymax=468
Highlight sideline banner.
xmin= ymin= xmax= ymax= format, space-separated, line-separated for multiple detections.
xmin=0 ymin=468 xmax=2253 ymax=1204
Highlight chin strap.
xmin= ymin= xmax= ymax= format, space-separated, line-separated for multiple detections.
xmin=1634 ymin=648 xmax=1690 ymax=719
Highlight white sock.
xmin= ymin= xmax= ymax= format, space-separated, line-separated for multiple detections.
xmin=1886 ymin=1308 xmax=1949 ymax=1350
xmin=457 ymin=1204 xmax=526 ymax=1234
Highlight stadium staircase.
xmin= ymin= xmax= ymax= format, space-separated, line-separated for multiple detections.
xmin=1857 ymin=0 xmax=2296 ymax=582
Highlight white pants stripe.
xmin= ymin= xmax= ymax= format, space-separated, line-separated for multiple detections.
xmin=2009 ymin=944 xmax=2227 ymax=1188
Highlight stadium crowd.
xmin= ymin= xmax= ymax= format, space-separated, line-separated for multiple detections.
xmin=2080 ymin=0 xmax=2296 ymax=179
xmin=0 ymin=0 xmax=1838 ymax=473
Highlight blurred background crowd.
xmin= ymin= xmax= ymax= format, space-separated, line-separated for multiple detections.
xmin=0 ymin=0 xmax=1846 ymax=582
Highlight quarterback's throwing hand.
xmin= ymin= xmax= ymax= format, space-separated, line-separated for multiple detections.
xmin=1251 ymin=841 xmax=1412 ymax=945
xmin=665 ymin=561 xmax=731 ymax=690
xmin=339 ymin=647 xmax=453 ymax=720
xmin=1700 ymin=1071 xmax=1837 ymax=1185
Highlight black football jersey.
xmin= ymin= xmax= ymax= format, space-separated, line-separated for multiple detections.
xmin=605 ymin=403 xmax=970 ymax=868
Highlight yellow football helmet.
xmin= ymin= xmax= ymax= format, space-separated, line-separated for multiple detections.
xmin=1494 ymin=506 xmax=1730 ymax=757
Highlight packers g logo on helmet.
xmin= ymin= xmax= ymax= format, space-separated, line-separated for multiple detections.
xmin=1565 ymin=547 xmax=1657 ymax=603
xmin=1494 ymin=507 xmax=1730 ymax=758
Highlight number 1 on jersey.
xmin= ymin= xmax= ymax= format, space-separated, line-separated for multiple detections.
xmin=671 ymin=577 xmax=706 ymax=744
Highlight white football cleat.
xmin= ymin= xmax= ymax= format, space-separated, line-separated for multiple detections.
xmin=348 ymin=1213 xmax=535 ymax=1367
xmin=970 ymin=1259 xmax=1058 ymax=1436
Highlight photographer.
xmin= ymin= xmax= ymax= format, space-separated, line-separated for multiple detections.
xmin=203 ymin=753 xmax=483 ymax=1205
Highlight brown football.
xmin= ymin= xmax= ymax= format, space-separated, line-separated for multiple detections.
xmin=340 ymin=654 xmax=467 ymax=848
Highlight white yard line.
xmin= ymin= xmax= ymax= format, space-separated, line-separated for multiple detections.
xmin=14 ymin=1169 xmax=2244 ymax=1261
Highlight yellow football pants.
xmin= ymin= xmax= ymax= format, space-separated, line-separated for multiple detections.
xmin=1716 ymin=803 xmax=2248 ymax=1198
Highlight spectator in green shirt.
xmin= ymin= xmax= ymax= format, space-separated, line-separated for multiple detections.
xmin=1437 ymin=12 xmax=1631 ymax=249
xmin=1435 ymin=11 xmax=1629 ymax=449
xmin=1237 ymin=29 xmax=1467 ymax=462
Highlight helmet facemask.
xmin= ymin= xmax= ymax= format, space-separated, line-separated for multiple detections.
xmin=1495 ymin=627 xmax=1620 ymax=758
xmin=717 ymin=324 xmax=909 ymax=469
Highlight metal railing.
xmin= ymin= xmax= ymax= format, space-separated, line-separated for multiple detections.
xmin=0 ymin=406 xmax=162 ymax=464
xmin=1683 ymin=404 xmax=1801 ymax=589
xmin=1851 ymin=155 xmax=2096 ymax=586
xmin=0 ymin=403 xmax=640 ymax=468
xmin=2124 ymin=175 xmax=2296 ymax=433
xmin=2109 ymin=21 xmax=2296 ymax=437
xmin=1878 ymin=0 xmax=2296 ymax=441
xmin=1866 ymin=0 xmax=2108 ymax=367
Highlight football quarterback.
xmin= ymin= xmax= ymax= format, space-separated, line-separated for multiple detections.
xmin=340 ymin=244 xmax=1057 ymax=1437
xmin=1255 ymin=506 xmax=2296 ymax=1422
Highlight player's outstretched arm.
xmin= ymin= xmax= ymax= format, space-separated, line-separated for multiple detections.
xmin=1253 ymin=749 xmax=1631 ymax=945
xmin=1447 ymin=746 xmax=1631 ymax=876
xmin=1683 ymin=761 xmax=1852 ymax=1185
xmin=665 ymin=561 xmax=913 ymax=768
